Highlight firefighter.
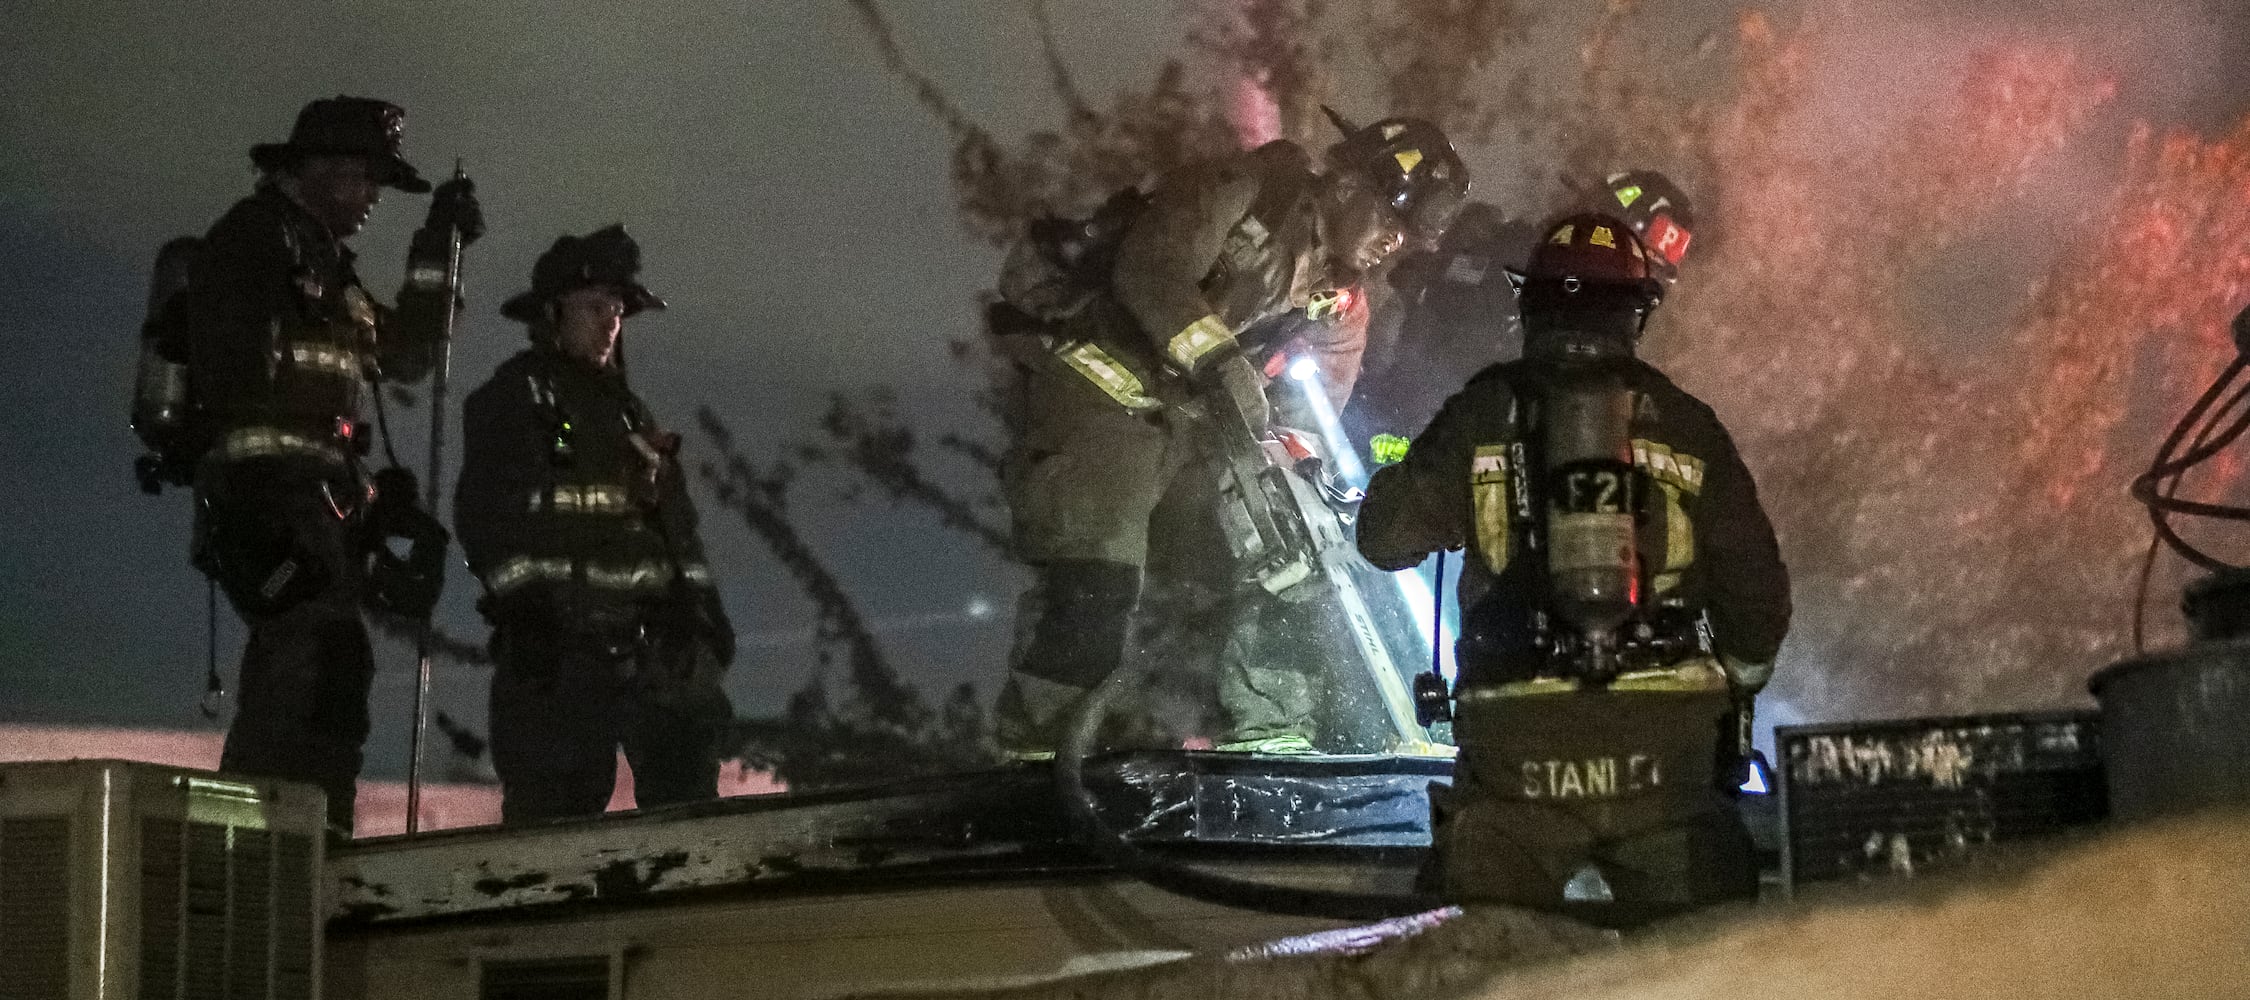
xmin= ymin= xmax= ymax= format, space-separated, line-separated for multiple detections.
xmin=1349 ymin=172 xmax=1697 ymax=470
xmin=169 ymin=96 xmax=474 ymax=834
xmin=1355 ymin=212 xmax=1787 ymax=916
xmin=455 ymin=225 xmax=736 ymax=824
xmin=990 ymin=110 xmax=1469 ymax=758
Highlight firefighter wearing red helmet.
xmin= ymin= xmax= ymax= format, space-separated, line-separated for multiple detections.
xmin=1355 ymin=212 xmax=1789 ymax=919
xmin=1348 ymin=171 xmax=1699 ymax=473
xmin=988 ymin=110 xmax=1470 ymax=758
xmin=1600 ymin=170 xmax=1696 ymax=283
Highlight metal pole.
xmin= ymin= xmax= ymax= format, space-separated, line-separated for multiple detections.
xmin=1430 ymin=550 xmax=1445 ymax=679
xmin=405 ymin=163 xmax=466 ymax=835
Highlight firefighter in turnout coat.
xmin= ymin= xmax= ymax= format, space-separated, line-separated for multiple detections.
xmin=992 ymin=111 xmax=1470 ymax=757
xmin=1356 ymin=213 xmax=1788 ymax=917
xmin=167 ymin=96 xmax=472 ymax=833
xmin=455 ymin=226 xmax=736 ymax=823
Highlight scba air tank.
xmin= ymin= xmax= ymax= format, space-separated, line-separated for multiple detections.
xmin=1541 ymin=370 xmax=1644 ymax=644
xmin=131 ymin=237 xmax=201 ymax=447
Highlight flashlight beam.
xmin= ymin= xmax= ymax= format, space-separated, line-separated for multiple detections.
xmin=1290 ymin=359 xmax=1456 ymax=681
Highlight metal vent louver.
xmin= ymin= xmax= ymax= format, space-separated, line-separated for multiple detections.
xmin=0 ymin=817 xmax=72 ymax=1000
xmin=139 ymin=819 xmax=318 ymax=1000
xmin=0 ymin=762 xmax=326 ymax=1000
xmin=1781 ymin=711 xmax=2107 ymax=887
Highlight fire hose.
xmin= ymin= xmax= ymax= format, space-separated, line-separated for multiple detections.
xmin=1050 ymin=652 xmax=1446 ymax=921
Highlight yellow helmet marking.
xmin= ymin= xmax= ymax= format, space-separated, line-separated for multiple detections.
xmin=1590 ymin=226 xmax=1618 ymax=249
xmin=1393 ymin=148 xmax=1424 ymax=174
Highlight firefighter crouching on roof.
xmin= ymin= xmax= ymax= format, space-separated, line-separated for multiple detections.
xmin=1355 ymin=212 xmax=1789 ymax=916
xmin=154 ymin=96 xmax=475 ymax=835
xmin=988 ymin=109 xmax=1469 ymax=758
xmin=454 ymin=226 xmax=736 ymax=824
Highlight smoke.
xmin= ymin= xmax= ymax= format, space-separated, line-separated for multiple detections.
xmin=1776 ymin=0 xmax=2240 ymax=348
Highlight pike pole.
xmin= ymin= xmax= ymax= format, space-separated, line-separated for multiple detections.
xmin=405 ymin=162 xmax=468 ymax=834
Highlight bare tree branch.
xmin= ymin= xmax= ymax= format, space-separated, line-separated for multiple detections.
xmin=696 ymin=406 xmax=996 ymax=788
xmin=1030 ymin=0 xmax=1098 ymax=125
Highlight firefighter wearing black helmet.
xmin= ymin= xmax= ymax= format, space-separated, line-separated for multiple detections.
xmin=454 ymin=226 xmax=736 ymax=823
xmin=1355 ymin=212 xmax=1787 ymax=918
xmin=1348 ymin=171 xmax=1699 ymax=471
xmin=990 ymin=111 xmax=1469 ymax=758
xmin=156 ymin=96 xmax=477 ymax=834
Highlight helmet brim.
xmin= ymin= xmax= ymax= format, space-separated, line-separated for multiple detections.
xmin=249 ymin=144 xmax=431 ymax=193
xmin=500 ymin=283 xmax=666 ymax=324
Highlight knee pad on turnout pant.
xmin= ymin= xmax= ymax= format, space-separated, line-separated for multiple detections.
xmin=1013 ymin=559 xmax=1143 ymax=689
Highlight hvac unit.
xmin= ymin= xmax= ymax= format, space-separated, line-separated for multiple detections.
xmin=1777 ymin=711 xmax=2107 ymax=889
xmin=0 ymin=759 xmax=326 ymax=1000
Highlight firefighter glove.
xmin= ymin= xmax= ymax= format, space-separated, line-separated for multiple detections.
xmin=425 ymin=175 xmax=486 ymax=247
xmin=1370 ymin=433 xmax=1411 ymax=465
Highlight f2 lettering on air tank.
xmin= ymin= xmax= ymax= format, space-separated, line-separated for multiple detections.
xmin=1519 ymin=754 xmax=1663 ymax=799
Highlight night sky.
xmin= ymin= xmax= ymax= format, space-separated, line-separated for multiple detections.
xmin=4 ymin=1 xmax=2246 ymax=777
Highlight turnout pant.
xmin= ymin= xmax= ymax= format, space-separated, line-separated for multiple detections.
xmin=1427 ymin=661 xmax=1757 ymax=923
xmin=197 ymin=459 xmax=373 ymax=833
xmin=994 ymin=362 xmax=1325 ymax=754
xmin=487 ymin=608 xmax=732 ymax=824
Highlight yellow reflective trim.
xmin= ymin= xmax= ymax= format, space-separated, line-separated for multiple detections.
xmin=1589 ymin=226 xmax=1618 ymax=249
xmin=1549 ymin=225 xmax=1575 ymax=246
xmin=486 ymin=556 xmax=572 ymax=595
xmin=1165 ymin=315 xmax=1235 ymax=370
xmin=288 ymin=342 xmax=365 ymax=378
xmin=211 ymin=427 xmax=348 ymax=466
xmin=1461 ymin=677 xmax=1576 ymax=700
xmin=1459 ymin=659 xmax=1729 ymax=700
xmin=486 ymin=556 xmax=711 ymax=596
xmin=530 ymin=484 xmax=636 ymax=515
xmin=1471 ymin=444 xmax=1512 ymax=575
xmin=584 ymin=561 xmax=672 ymax=591
xmin=1057 ymin=342 xmax=1160 ymax=411
xmin=1612 ymin=660 xmax=1729 ymax=692
xmin=1370 ymin=433 xmax=1411 ymax=466
xmin=1614 ymin=184 xmax=1644 ymax=208
xmin=1660 ymin=482 xmax=1695 ymax=575
xmin=343 ymin=286 xmax=378 ymax=332
xmin=1631 ymin=439 xmax=1704 ymax=496
xmin=1393 ymin=148 xmax=1424 ymax=174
